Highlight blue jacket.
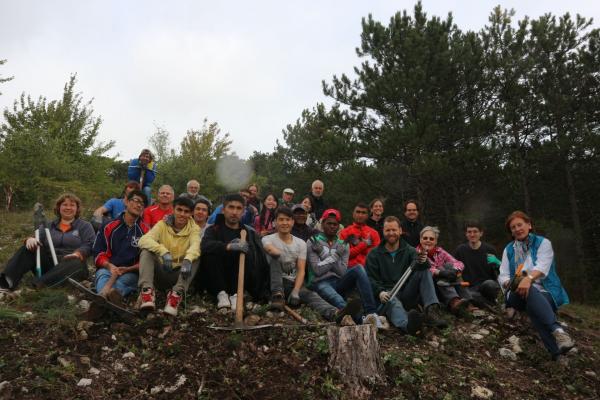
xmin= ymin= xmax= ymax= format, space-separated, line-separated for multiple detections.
xmin=128 ymin=159 xmax=157 ymax=188
xmin=504 ymin=233 xmax=569 ymax=307
xmin=208 ymin=204 xmax=255 ymax=226
xmin=92 ymin=213 xmax=150 ymax=268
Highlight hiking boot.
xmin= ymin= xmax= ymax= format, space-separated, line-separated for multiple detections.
xmin=164 ymin=291 xmax=182 ymax=316
xmin=270 ymin=292 xmax=285 ymax=311
xmin=334 ymin=298 xmax=362 ymax=324
xmin=217 ymin=291 xmax=231 ymax=309
xmin=449 ymin=297 xmax=470 ymax=318
xmin=139 ymin=287 xmax=155 ymax=311
xmin=362 ymin=313 xmax=383 ymax=329
xmin=424 ymin=304 xmax=448 ymax=329
xmin=553 ymin=330 xmax=575 ymax=354
xmin=106 ymin=289 xmax=124 ymax=307
xmin=81 ymin=301 xmax=105 ymax=321
xmin=406 ymin=309 xmax=424 ymax=336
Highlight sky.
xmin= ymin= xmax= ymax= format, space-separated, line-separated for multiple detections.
xmin=1 ymin=1 xmax=599 ymax=161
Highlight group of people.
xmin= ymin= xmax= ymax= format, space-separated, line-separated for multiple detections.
xmin=0 ymin=149 xmax=575 ymax=360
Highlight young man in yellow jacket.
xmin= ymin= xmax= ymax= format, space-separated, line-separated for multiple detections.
xmin=137 ymin=196 xmax=200 ymax=316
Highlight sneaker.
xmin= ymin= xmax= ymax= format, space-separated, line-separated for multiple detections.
xmin=424 ymin=304 xmax=448 ymax=328
xmin=406 ymin=309 xmax=425 ymax=336
xmin=363 ymin=313 xmax=383 ymax=329
xmin=164 ymin=291 xmax=182 ymax=316
xmin=505 ymin=307 xmax=517 ymax=320
xmin=139 ymin=287 xmax=155 ymax=311
xmin=553 ymin=330 xmax=575 ymax=354
xmin=217 ymin=291 xmax=231 ymax=309
xmin=269 ymin=292 xmax=285 ymax=311
xmin=229 ymin=294 xmax=238 ymax=312
xmin=334 ymin=298 xmax=362 ymax=324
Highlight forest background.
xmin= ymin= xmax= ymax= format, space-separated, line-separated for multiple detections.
xmin=1 ymin=3 xmax=599 ymax=303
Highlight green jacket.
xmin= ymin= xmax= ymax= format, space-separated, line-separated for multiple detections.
xmin=365 ymin=239 xmax=429 ymax=297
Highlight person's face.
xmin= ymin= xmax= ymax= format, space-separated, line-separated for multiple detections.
xmin=322 ymin=218 xmax=339 ymax=237
xmin=420 ymin=230 xmax=437 ymax=250
xmin=193 ymin=202 xmax=209 ymax=225
xmin=248 ymin=186 xmax=258 ymax=198
xmin=173 ymin=205 xmax=192 ymax=229
xmin=264 ymin=195 xmax=277 ymax=209
xmin=301 ymin=198 xmax=312 ymax=212
xmin=509 ymin=217 xmax=532 ymax=241
xmin=125 ymin=195 xmax=145 ymax=217
xmin=224 ymin=201 xmax=244 ymax=225
xmin=383 ymin=221 xmax=401 ymax=245
xmin=187 ymin=182 xmax=200 ymax=195
xmin=158 ymin=188 xmax=174 ymax=205
xmin=282 ymin=192 xmax=293 ymax=202
xmin=293 ymin=210 xmax=307 ymax=226
xmin=59 ymin=199 xmax=78 ymax=220
xmin=404 ymin=202 xmax=419 ymax=222
xmin=124 ymin=185 xmax=137 ymax=196
xmin=312 ymin=183 xmax=324 ymax=197
xmin=466 ymin=227 xmax=483 ymax=245
xmin=139 ymin=153 xmax=150 ymax=164
xmin=276 ymin=214 xmax=293 ymax=234
xmin=371 ymin=201 xmax=384 ymax=216
xmin=240 ymin=191 xmax=250 ymax=204
xmin=353 ymin=206 xmax=369 ymax=224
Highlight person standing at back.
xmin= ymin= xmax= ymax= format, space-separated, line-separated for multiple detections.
xmin=400 ymin=200 xmax=423 ymax=247
xmin=128 ymin=149 xmax=157 ymax=202
xmin=308 ymin=180 xmax=328 ymax=220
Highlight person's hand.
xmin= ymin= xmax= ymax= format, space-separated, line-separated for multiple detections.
xmin=287 ymin=289 xmax=301 ymax=306
xmin=228 ymin=238 xmax=249 ymax=254
xmin=516 ymin=275 xmax=532 ymax=298
xmin=416 ymin=247 xmax=427 ymax=264
xmin=109 ymin=264 xmax=120 ymax=276
xmin=162 ymin=253 xmax=173 ymax=270
xmin=310 ymin=238 xmax=327 ymax=258
xmin=438 ymin=268 xmax=457 ymax=281
xmin=92 ymin=214 xmax=103 ymax=225
xmin=180 ymin=259 xmax=192 ymax=280
xmin=63 ymin=252 xmax=81 ymax=260
xmin=379 ymin=291 xmax=391 ymax=303
xmin=25 ymin=237 xmax=41 ymax=251
xmin=363 ymin=235 xmax=372 ymax=247
xmin=346 ymin=234 xmax=360 ymax=246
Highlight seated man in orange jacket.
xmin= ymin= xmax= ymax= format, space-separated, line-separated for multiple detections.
xmin=339 ymin=202 xmax=381 ymax=268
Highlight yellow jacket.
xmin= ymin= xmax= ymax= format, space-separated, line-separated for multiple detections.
xmin=139 ymin=217 xmax=200 ymax=267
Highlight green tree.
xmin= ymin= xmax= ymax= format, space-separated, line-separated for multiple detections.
xmin=0 ymin=59 xmax=13 ymax=96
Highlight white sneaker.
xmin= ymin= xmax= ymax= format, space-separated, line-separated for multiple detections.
xmin=217 ymin=291 xmax=231 ymax=309
xmin=553 ymin=330 xmax=575 ymax=354
xmin=363 ymin=313 xmax=383 ymax=329
xmin=230 ymin=294 xmax=237 ymax=312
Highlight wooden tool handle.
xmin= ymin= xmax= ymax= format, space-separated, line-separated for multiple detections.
xmin=284 ymin=305 xmax=308 ymax=325
xmin=234 ymin=230 xmax=247 ymax=327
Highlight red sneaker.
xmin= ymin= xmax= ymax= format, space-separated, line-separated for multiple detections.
xmin=164 ymin=290 xmax=182 ymax=316
xmin=139 ymin=287 xmax=155 ymax=311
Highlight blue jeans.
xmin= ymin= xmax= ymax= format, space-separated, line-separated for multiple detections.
xmin=506 ymin=286 xmax=561 ymax=356
xmin=313 ymin=266 xmax=377 ymax=314
xmin=379 ymin=269 xmax=439 ymax=331
xmin=95 ymin=268 xmax=139 ymax=297
xmin=142 ymin=186 xmax=152 ymax=204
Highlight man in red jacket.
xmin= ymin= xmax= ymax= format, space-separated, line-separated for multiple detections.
xmin=339 ymin=203 xmax=380 ymax=268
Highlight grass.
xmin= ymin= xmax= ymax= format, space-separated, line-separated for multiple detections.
xmin=16 ymin=287 xmax=78 ymax=327
xmin=0 ymin=304 xmax=25 ymax=321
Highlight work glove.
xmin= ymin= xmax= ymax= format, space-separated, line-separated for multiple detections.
xmin=25 ymin=237 xmax=41 ymax=251
xmin=346 ymin=234 xmax=360 ymax=246
xmin=228 ymin=238 xmax=249 ymax=254
xmin=287 ymin=289 xmax=301 ymax=306
xmin=486 ymin=254 xmax=501 ymax=267
xmin=437 ymin=268 xmax=457 ymax=281
xmin=309 ymin=237 xmax=327 ymax=258
xmin=363 ymin=235 xmax=372 ymax=247
xmin=162 ymin=252 xmax=173 ymax=271
xmin=180 ymin=259 xmax=192 ymax=280
xmin=379 ymin=291 xmax=391 ymax=303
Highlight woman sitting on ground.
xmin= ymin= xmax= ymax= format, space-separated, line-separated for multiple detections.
xmin=253 ymin=193 xmax=279 ymax=237
xmin=417 ymin=226 xmax=475 ymax=316
xmin=499 ymin=211 xmax=574 ymax=360
xmin=0 ymin=193 xmax=95 ymax=290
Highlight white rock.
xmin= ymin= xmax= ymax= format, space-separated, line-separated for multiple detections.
xmin=77 ymin=378 xmax=92 ymax=387
xmin=111 ymin=334 xmax=117 ymax=341
xmin=101 ymin=346 xmax=111 ymax=352
xmin=584 ymin=370 xmax=596 ymax=378
xmin=150 ymin=386 xmax=164 ymax=395
xmin=568 ymin=347 xmax=578 ymax=354
xmin=165 ymin=375 xmax=187 ymax=393
xmin=507 ymin=335 xmax=520 ymax=345
xmin=265 ymin=311 xmax=274 ymax=318
xmin=122 ymin=352 xmax=135 ymax=359
xmin=78 ymin=330 xmax=89 ymax=341
xmin=21 ymin=386 xmax=28 ymax=393
xmin=0 ymin=381 xmax=10 ymax=392
xmin=472 ymin=310 xmax=487 ymax=318
xmin=470 ymin=334 xmax=484 ymax=340
xmin=80 ymin=356 xmax=91 ymax=365
xmin=477 ymin=328 xmax=490 ymax=336
xmin=428 ymin=341 xmax=440 ymax=348
xmin=57 ymin=357 xmax=72 ymax=368
xmin=89 ymin=367 xmax=100 ymax=375
xmin=77 ymin=300 xmax=90 ymax=311
xmin=24 ymin=311 xmax=33 ymax=317
xmin=245 ymin=302 xmax=254 ymax=311
xmin=67 ymin=295 xmax=76 ymax=304
xmin=471 ymin=385 xmax=493 ymax=399
xmin=412 ymin=358 xmax=423 ymax=365
xmin=113 ymin=362 xmax=125 ymax=371
xmin=141 ymin=363 xmax=149 ymax=369
xmin=499 ymin=347 xmax=517 ymax=361
xmin=77 ymin=321 xmax=94 ymax=331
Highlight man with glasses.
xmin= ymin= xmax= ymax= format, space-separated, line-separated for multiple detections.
xmin=339 ymin=203 xmax=381 ymax=268
xmin=92 ymin=181 xmax=141 ymax=230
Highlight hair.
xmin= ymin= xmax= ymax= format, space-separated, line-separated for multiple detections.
xmin=383 ymin=215 xmax=401 ymax=227
xmin=301 ymin=195 xmax=315 ymax=213
xmin=505 ymin=211 xmax=532 ymax=234
xmin=173 ymin=196 xmax=194 ymax=211
xmin=54 ymin=193 xmax=82 ymax=219
xmin=224 ymin=193 xmax=246 ymax=206
xmin=158 ymin=184 xmax=174 ymax=194
xmin=369 ymin=198 xmax=384 ymax=210
xmin=420 ymin=226 xmax=440 ymax=240
xmin=464 ymin=220 xmax=484 ymax=231
xmin=258 ymin=193 xmax=279 ymax=228
xmin=354 ymin=202 xmax=369 ymax=211
xmin=139 ymin=148 xmax=154 ymax=161
xmin=187 ymin=179 xmax=199 ymax=188
xmin=125 ymin=181 xmax=140 ymax=190
xmin=275 ymin=206 xmax=293 ymax=219
xmin=404 ymin=199 xmax=419 ymax=212
xmin=194 ymin=198 xmax=212 ymax=214
xmin=127 ymin=189 xmax=148 ymax=206
xmin=311 ymin=179 xmax=324 ymax=189
xmin=248 ymin=183 xmax=258 ymax=191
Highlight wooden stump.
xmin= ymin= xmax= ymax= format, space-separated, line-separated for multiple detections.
xmin=327 ymin=324 xmax=385 ymax=396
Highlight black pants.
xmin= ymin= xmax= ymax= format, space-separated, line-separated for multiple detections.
xmin=0 ymin=245 xmax=88 ymax=289
xmin=199 ymin=253 xmax=258 ymax=297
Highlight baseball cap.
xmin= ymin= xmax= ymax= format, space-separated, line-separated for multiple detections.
xmin=321 ymin=208 xmax=341 ymax=222
xmin=292 ymin=204 xmax=307 ymax=213
xmin=283 ymin=188 xmax=295 ymax=194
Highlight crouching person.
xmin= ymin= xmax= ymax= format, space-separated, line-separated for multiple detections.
xmin=137 ymin=196 xmax=200 ymax=316
xmin=366 ymin=217 xmax=447 ymax=335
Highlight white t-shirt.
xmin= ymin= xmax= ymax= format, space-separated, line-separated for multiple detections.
xmin=262 ymin=233 xmax=307 ymax=281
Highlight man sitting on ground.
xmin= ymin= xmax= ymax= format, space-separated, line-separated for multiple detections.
xmin=143 ymin=185 xmax=174 ymax=228
xmin=366 ymin=216 xmax=447 ymax=335
xmin=290 ymin=204 xmax=319 ymax=241
xmin=339 ymin=203 xmax=381 ymax=268
xmin=454 ymin=222 xmax=501 ymax=308
xmin=193 ymin=198 xmax=212 ymax=238
xmin=92 ymin=181 xmax=140 ymax=229
xmin=88 ymin=190 xmax=149 ymax=318
xmin=207 ymin=189 xmax=257 ymax=226
xmin=180 ymin=179 xmax=211 ymax=204
xmin=137 ymin=196 xmax=200 ymax=316
xmin=200 ymin=193 xmax=269 ymax=310
xmin=307 ymin=209 xmax=381 ymax=326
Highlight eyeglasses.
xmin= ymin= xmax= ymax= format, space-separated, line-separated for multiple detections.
xmin=421 ymin=237 xmax=435 ymax=241
xmin=355 ymin=210 xmax=368 ymax=214
xmin=129 ymin=198 xmax=145 ymax=205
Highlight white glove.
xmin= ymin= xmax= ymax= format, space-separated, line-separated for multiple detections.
xmin=26 ymin=237 xmax=41 ymax=251
xmin=379 ymin=291 xmax=391 ymax=303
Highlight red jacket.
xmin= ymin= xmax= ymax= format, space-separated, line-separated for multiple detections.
xmin=339 ymin=223 xmax=380 ymax=268
xmin=143 ymin=205 xmax=173 ymax=228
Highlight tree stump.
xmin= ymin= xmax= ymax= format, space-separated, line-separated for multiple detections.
xmin=327 ymin=324 xmax=385 ymax=396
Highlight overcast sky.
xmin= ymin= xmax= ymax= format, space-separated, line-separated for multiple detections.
xmin=1 ymin=1 xmax=598 ymax=161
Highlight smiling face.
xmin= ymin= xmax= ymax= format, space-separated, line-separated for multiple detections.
xmin=139 ymin=152 xmax=151 ymax=165
xmin=465 ymin=227 xmax=483 ymax=246
xmin=301 ymin=197 xmax=312 ymax=212
xmin=187 ymin=180 xmax=200 ymax=195
xmin=311 ymin=181 xmax=324 ymax=197
xmin=59 ymin=198 xmax=78 ymax=221
xmin=158 ymin=186 xmax=174 ymax=206
xmin=509 ymin=217 xmax=532 ymax=241
xmin=263 ymin=194 xmax=277 ymax=210
xmin=193 ymin=202 xmax=209 ymax=225
xmin=404 ymin=202 xmax=419 ymax=222
xmin=173 ymin=204 xmax=192 ymax=229
xmin=293 ymin=210 xmax=307 ymax=226
xmin=420 ymin=230 xmax=438 ymax=250
xmin=275 ymin=214 xmax=293 ymax=234
xmin=371 ymin=200 xmax=384 ymax=217
xmin=383 ymin=220 xmax=401 ymax=246
xmin=248 ymin=185 xmax=258 ymax=199
xmin=352 ymin=206 xmax=369 ymax=224
xmin=282 ymin=192 xmax=293 ymax=202
xmin=125 ymin=195 xmax=145 ymax=218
